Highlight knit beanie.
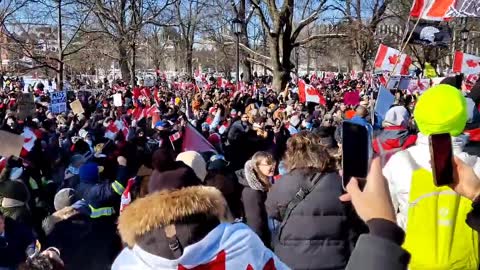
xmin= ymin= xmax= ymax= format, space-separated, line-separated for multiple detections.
xmin=414 ymin=84 xmax=467 ymax=136
xmin=79 ymin=162 xmax=99 ymax=184
xmin=0 ymin=180 xmax=29 ymax=205
xmin=176 ymin=151 xmax=207 ymax=182
xmin=384 ymin=106 xmax=410 ymax=128
xmin=54 ymin=188 xmax=78 ymax=211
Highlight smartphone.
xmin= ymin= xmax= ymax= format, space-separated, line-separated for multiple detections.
xmin=342 ymin=121 xmax=369 ymax=190
xmin=429 ymin=133 xmax=454 ymax=186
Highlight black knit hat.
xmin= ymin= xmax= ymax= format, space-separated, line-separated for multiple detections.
xmin=0 ymin=180 xmax=29 ymax=202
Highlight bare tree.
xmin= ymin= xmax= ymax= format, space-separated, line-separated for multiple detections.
xmin=174 ymin=0 xmax=210 ymax=77
xmin=249 ymin=0 xmax=333 ymax=91
xmin=0 ymin=0 xmax=100 ymax=90
xmin=77 ymin=0 xmax=175 ymax=85
xmin=333 ymin=0 xmax=393 ymax=72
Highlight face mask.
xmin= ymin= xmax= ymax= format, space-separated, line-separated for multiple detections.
xmin=67 ymin=165 xmax=80 ymax=175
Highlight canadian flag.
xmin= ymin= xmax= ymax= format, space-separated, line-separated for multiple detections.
xmin=217 ymin=77 xmax=228 ymax=88
xmin=453 ymin=51 xmax=480 ymax=75
xmin=21 ymin=127 xmax=42 ymax=156
xmin=410 ymin=0 xmax=479 ymax=21
xmin=105 ymin=120 xmax=129 ymax=140
xmin=410 ymin=0 xmax=453 ymax=20
xmin=374 ymin=44 xmax=412 ymax=75
xmin=465 ymin=74 xmax=479 ymax=91
xmin=169 ymin=131 xmax=182 ymax=143
xmin=298 ymin=79 xmax=326 ymax=105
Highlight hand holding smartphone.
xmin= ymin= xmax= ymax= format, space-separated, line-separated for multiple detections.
xmin=429 ymin=133 xmax=454 ymax=187
xmin=342 ymin=121 xmax=370 ymax=190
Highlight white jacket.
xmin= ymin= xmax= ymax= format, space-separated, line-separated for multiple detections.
xmin=382 ymin=133 xmax=480 ymax=230
xmin=112 ymin=222 xmax=289 ymax=270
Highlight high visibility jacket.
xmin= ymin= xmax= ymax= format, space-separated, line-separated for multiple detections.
xmin=402 ymin=166 xmax=478 ymax=269
xmin=384 ymin=134 xmax=480 ymax=269
xmin=87 ymin=180 xmax=125 ymax=219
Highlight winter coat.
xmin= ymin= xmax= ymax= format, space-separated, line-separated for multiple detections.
xmin=42 ymin=206 xmax=115 ymax=270
xmin=235 ymin=161 xmax=271 ymax=247
xmin=204 ymin=170 xmax=243 ymax=219
xmin=112 ymin=186 xmax=287 ymax=270
xmin=346 ymin=234 xmax=410 ymax=270
xmin=266 ymin=170 xmax=360 ymax=270
xmin=0 ymin=217 xmax=35 ymax=269
xmin=227 ymin=120 xmax=249 ymax=143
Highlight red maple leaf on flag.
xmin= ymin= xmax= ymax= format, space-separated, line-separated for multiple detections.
xmin=466 ymin=60 xmax=479 ymax=68
xmin=178 ymin=250 xmax=226 ymax=270
xmin=388 ymin=54 xmax=399 ymax=64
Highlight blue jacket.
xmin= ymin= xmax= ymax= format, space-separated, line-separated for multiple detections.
xmin=80 ymin=165 xmax=129 ymax=219
xmin=349 ymin=116 xmax=373 ymax=137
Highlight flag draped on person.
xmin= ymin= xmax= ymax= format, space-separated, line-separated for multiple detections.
xmin=453 ymin=51 xmax=480 ymax=75
xmin=374 ymin=44 xmax=412 ymax=75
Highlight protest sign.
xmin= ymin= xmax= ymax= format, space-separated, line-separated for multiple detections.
xmin=70 ymin=99 xmax=84 ymax=115
xmin=50 ymin=91 xmax=67 ymax=114
xmin=375 ymin=86 xmax=395 ymax=122
xmin=343 ymin=91 xmax=360 ymax=106
xmin=386 ymin=76 xmax=411 ymax=90
xmin=16 ymin=93 xmax=35 ymax=120
xmin=0 ymin=130 xmax=24 ymax=157
xmin=113 ymin=93 xmax=123 ymax=107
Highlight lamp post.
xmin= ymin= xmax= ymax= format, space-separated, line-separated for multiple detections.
xmin=232 ymin=18 xmax=242 ymax=91
xmin=461 ymin=18 xmax=469 ymax=52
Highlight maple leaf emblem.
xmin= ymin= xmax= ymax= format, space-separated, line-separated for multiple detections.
xmin=466 ymin=59 xmax=479 ymax=68
xmin=388 ymin=54 xmax=399 ymax=64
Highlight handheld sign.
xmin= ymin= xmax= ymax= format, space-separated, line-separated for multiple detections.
xmin=113 ymin=93 xmax=123 ymax=107
xmin=50 ymin=91 xmax=67 ymax=114
xmin=16 ymin=93 xmax=35 ymax=120
xmin=374 ymin=86 xmax=395 ymax=123
xmin=0 ymin=130 xmax=24 ymax=157
xmin=70 ymin=99 xmax=85 ymax=115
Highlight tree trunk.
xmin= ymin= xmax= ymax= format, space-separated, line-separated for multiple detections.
xmin=57 ymin=0 xmax=63 ymax=91
xmin=118 ymin=42 xmax=131 ymax=83
xmin=306 ymin=47 xmax=311 ymax=75
xmin=238 ymin=0 xmax=251 ymax=82
xmin=130 ymin=40 xmax=136 ymax=87
xmin=185 ymin=42 xmax=193 ymax=77
xmin=272 ymin=68 xmax=289 ymax=92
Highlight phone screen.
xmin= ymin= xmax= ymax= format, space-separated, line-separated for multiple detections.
xmin=342 ymin=121 xmax=369 ymax=190
xmin=429 ymin=133 xmax=453 ymax=186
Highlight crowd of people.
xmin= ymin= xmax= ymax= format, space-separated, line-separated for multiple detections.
xmin=1 ymin=72 xmax=480 ymax=270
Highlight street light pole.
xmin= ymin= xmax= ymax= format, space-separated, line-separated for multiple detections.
xmin=232 ymin=18 xmax=242 ymax=91
xmin=236 ymin=32 xmax=240 ymax=91
xmin=461 ymin=18 xmax=469 ymax=53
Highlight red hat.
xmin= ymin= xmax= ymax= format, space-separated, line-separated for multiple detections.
xmin=208 ymin=133 xmax=221 ymax=145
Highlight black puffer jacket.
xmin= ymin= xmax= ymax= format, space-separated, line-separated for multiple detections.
xmin=266 ymin=170 xmax=362 ymax=270
xmin=236 ymin=161 xmax=271 ymax=247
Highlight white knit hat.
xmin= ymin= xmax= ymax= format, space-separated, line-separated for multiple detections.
xmin=176 ymin=151 xmax=207 ymax=182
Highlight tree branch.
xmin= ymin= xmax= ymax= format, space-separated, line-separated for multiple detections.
xmin=293 ymin=33 xmax=347 ymax=47
xmin=290 ymin=0 xmax=328 ymax=42
xmin=247 ymin=57 xmax=272 ymax=71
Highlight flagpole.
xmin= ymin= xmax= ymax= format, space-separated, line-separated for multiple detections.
xmin=387 ymin=4 xmax=425 ymax=84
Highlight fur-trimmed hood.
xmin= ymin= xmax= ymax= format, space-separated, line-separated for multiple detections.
xmin=236 ymin=160 xmax=266 ymax=191
xmin=118 ymin=186 xmax=233 ymax=248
